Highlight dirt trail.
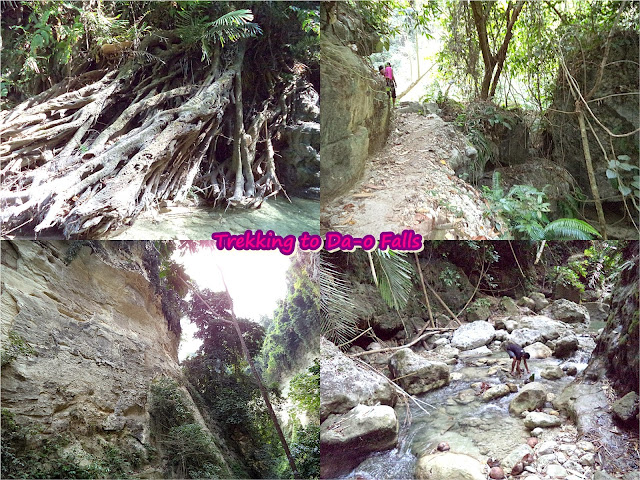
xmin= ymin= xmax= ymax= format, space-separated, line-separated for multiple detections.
xmin=322 ymin=111 xmax=505 ymax=239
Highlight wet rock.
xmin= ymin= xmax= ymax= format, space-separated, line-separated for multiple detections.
xmin=500 ymin=297 xmax=520 ymax=315
xmin=565 ymin=364 xmax=578 ymax=376
xmin=415 ymin=452 xmax=485 ymax=480
xmin=437 ymin=441 xmax=450 ymax=452
xmin=508 ymin=328 xmax=544 ymax=347
xmin=489 ymin=466 xmax=505 ymax=479
xmin=517 ymin=315 xmax=570 ymax=341
xmin=546 ymin=463 xmax=568 ymax=477
xmin=321 ymin=404 xmax=398 ymax=478
xmin=612 ymin=391 xmax=639 ymax=423
xmin=321 ymin=338 xmax=396 ymax=420
xmin=531 ymin=427 xmax=544 ymax=437
xmin=509 ymin=382 xmax=547 ymax=416
xmin=542 ymin=299 xmax=590 ymax=324
xmin=550 ymin=334 xmax=579 ymax=358
xmin=453 ymin=389 xmax=477 ymax=405
xmin=459 ymin=345 xmax=492 ymax=357
xmin=583 ymin=301 xmax=610 ymax=324
xmin=524 ymin=341 xmax=553 ymax=359
xmin=451 ymin=321 xmax=496 ymax=350
xmin=502 ymin=444 xmax=534 ymax=470
xmin=541 ymin=365 xmax=565 ymax=380
xmin=518 ymin=296 xmax=536 ymax=311
xmin=529 ymin=293 xmax=550 ymax=312
xmin=482 ymin=384 xmax=512 ymax=401
xmin=524 ymin=412 xmax=562 ymax=428
xmin=388 ymin=348 xmax=450 ymax=395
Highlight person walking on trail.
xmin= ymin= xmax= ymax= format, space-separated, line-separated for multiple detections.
xmin=503 ymin=341 xmax=530 ymax=376
xmin=383 ymin=62 xmax=397 ymax=107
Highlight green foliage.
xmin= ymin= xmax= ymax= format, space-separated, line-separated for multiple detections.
xmin=482 ymin=172 xmax=600 ymax=240
xmin=552 ymin=265 xmax=586 ymax=293
xmin=372 ymin=249 xmax=415 ymax=312
xmin=149 ymin=377 xmax=224 ymax=479
xmin=320 ymin=254 xmax=360 ymax=349
xmin=438 ymin=266 xmax=461 ymax=288
xmin=1 ymin=331 xmax=36 ymax=367
xmin=289 ymin=424 xmax=320 ymax=479
xmin=149 ymin=378 xmax=195 ymax=432
xmin=288 ymin=360 xmax=320 ymax=420
xmin=176 ymin=8 xmax=262 ymax=63
xmin=1 ymin=409 xmax=138 ymax=479
xmin=606 ymin=155 xmax=640 ymax=209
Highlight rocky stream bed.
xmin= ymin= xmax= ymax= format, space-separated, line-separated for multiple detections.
xmin=321 ymin=297 xmax=639 ymax=480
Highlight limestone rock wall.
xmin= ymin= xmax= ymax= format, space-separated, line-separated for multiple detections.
xmin=320 ymin=4 xmax=392 ymax=201
xmin=546 ymin=31 xmax=639 ymax=205
xmin=0 ymin=241 xmax=233 ymax=475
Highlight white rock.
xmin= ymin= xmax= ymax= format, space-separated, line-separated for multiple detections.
xmin=576 ymin=440 xmax=596 ymax=452
xmin=536 ymin=441 xmax=559 ymax=456
xmin=531 ymin=427 xmax=544 ymax=437
xmin=537 ymin=453 xmax=557 ymax=469
xmin=451 ymin=321 xmax=496 ymax=350
xmin=579 ymin=453 xmax=595 ymax=466
xmin=524 ymin=411 xmax=562 ymax=428
xmin=546 ymin=463 xmax=568 ymax=478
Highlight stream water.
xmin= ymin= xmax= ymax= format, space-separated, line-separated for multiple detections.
xmin=344 ymin=338 xmax=596 ymax=479
xmin=109 ymin=197 xmax=320 ymax=239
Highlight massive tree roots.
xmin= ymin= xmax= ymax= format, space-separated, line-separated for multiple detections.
xmin=1 ymin=35 xmax=306 ymax=238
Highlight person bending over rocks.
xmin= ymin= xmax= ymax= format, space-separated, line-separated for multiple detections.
xmin=503 ymin=342 xmax=530 ymax=376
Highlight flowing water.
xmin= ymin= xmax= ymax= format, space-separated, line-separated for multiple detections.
xmin=344 ymin=342 xmax=594 ymax=479
xmin=109 ymin=197 xmax=320 ymax=239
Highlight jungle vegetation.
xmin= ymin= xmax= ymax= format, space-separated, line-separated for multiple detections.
xmin=0 ymin=1 xmax=319 ymax=238
xmin=345 ymin=0 xmax=639 ymax=239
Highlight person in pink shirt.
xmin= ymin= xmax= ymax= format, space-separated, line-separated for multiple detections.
xmin=383 ymin=62 xmax=397 ymax=107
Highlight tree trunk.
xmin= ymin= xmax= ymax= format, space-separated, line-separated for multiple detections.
xmin=1 ymin=32 xmax=299 ymax=237
xmin=219 ymin=276 xmax=301 ymax=479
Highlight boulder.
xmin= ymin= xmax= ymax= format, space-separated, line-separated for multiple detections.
xmin=516 ymin=315 xmax=569 ymax=341
xmin=321 ymin=338 xmax=395 ymax=420
xmin=415 ymin=452 xmax=485 ymax=480
xmin=482 ymin=384 xmax=512 ymax=402
xmin=540 ymin=365 xmax=565 ymax=380
xmin=542 ymin=299 xmax=590 ymax=324
xmin=458 ymin=345 xmax=492 ymax=357
xmin=524 ymin=412 xmax=562 ymax=428
xmin=451 ymin=321 xmax=496 ymax=351
xmin=388 ymin=348 xmax=450 ymax=395
xmin=321 ymin=404 xmax=398 ymax=478
xmin=550 ymin=334 xmax=579 ymax=358
xmin=508 ymin=328 xmax=544 ymax=347
xmin=509 ymin=382 xmax=547 ymax=416
xmin=524 ymin=342 xmax=553 ymax=359
xmin=518 ymin=296 xmax=536 ymax=311
xmin=501 ymin=444 xmax=534 ymax=470
xmin=500 ymin=297 xmax=520 ymax=315
xmin=466 ymin=302 xmax=492 ymax=322
xmin=529 ymin=292 xmax=550 ymax=312
xmin=612 ymin=391 xmax=639 ymax=423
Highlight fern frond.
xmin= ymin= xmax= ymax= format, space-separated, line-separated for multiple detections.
xmin=319 ymin=255 xmax=360 ymax=349
xmin=543 ymin=218 xmax=602 ymax=240
xmin=374 ymin=250 xmax=414 ymax=312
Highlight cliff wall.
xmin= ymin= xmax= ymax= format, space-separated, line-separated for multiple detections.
xmin=0 ymin=241 xmax=237 ymax=477
xmin=320 ymin=3 xmax=392 ymax=202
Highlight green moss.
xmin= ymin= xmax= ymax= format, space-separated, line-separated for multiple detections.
xmin=1 ymin=331 xmax=36 ymax=367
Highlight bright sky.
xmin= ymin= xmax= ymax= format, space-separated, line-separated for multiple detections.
xmin=175 ymin=248 xmax=292 ymax=361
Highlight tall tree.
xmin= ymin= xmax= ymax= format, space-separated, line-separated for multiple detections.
xmin=470 ymin=1 xmax=525 ymax=100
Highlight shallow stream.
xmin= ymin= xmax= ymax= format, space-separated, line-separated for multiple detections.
xmin=344 ymin=342 xmax=594 ymax=479
xmin=110 ymin=197 xmax=320 ymax=239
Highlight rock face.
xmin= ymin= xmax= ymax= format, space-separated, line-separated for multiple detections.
xmin=388 ymin=348 xmax=450 ymax=395
xmin=542 ymin=299 xmax=590 ymax=324
xmin=509 ymin=382 xmax=547 ymax=416
xmin=415 ymin=452 xmax=485 ymax=480
xmin=320 ymin=5 xmax=391 ymax=201
xmin=451 ymin=321 xmax=496 ymax=350
xmin=321 ymin=404 xmax=398 ymax=478
xmin=546 ymin=31 xmax=639 ymax=212
xmin=320 ymin=338 xmax=396 ymax=420
xmin=279 ymin=82 xmax=320 ymax=198
xmin=0 ymin=241 xmax=235 ymax=475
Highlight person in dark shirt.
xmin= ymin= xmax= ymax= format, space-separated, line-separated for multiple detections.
xmin=504 ymin=342 xmax=530 ymax=376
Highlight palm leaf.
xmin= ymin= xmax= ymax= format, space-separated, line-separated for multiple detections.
xmin=543 ymin=218 xmax=602 ymax=240
xmin=319 ymin=254 xmax=360 ymax=348
xmin=373 ymin=250 xmax=415 ymax=312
